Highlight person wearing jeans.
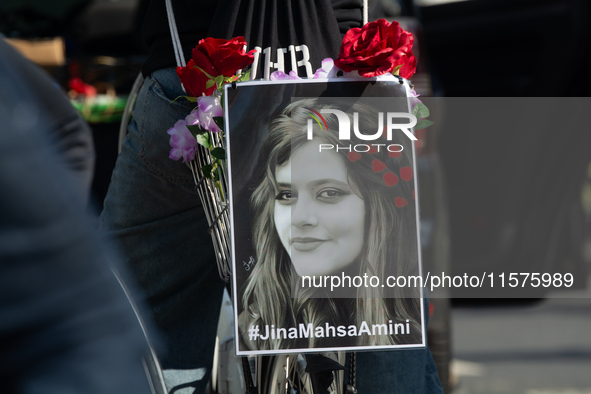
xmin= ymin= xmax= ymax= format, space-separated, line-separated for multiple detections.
xmin=100 ymin=1 xmax=443 ymax=392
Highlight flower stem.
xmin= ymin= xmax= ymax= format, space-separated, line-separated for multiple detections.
xmin=215 ymin=179 xmax=225 ymax=202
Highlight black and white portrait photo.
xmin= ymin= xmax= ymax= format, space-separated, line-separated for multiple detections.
xmin=225 ymin=79 xmax=425 ymax=355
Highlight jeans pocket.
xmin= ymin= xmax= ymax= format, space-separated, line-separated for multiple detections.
xmin=137 ymin=69 xmax=196 ymax=184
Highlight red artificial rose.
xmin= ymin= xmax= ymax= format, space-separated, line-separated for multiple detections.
xmin=335 ymin=19 xmax=417 ymax=79
xmin=68 ymin=77 xmax=97 ymax=97
xmin=176 ymin=59 xmax=216 ymax=97
xmin=192 ymin=36 xmax=256 ymax=78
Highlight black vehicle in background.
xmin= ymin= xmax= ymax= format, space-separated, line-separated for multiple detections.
xmin=373 ymin=0 xmax=591 ymax=289
xmin=374 ymin=0 xmax=591 ymax=296
xmin=417 ymin=0 xmax=591 ymax=289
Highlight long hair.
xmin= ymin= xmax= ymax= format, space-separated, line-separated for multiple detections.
xmin=242 ymin=98 xmax=422 ymax=349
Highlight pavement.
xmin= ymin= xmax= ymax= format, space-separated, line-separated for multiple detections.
xmin=450 ymin=290 xmax=591 ymax=394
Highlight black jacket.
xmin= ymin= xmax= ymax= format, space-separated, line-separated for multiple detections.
xmin=141 ymin=0 xmax=363 ymax=78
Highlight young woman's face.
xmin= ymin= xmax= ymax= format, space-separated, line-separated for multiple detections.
xmin=274 ymin=141 xmax=366 ymax=277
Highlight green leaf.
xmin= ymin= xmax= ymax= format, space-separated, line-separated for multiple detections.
xmin=415 ymin=119 xmax=434 ymax=130
xmin=193 ymin=65 xmax=215 ymax=80
xmin=211 ymin=147 xmax=226 ymax=160
xmin=238 ymin=69 xmax=251 ymax=82
xmin=213 ymin=167 xmax=220 ymax=182
xmin=196 ymin=133 xmax=211 ymax=149
xmin=412 ymin=103 xmax=430 ymax=119
xmin=201 ymin=164 xmax=213 ymax=178
xmin=206 ymin=78 xmax=216 ymax=89
xmin=186 ymin=124 xmax=205 ymax=137
xmin=171 ymin=95 xmax=198 ymax=103
xmin=213 ymin=116 xmax=224 ymax=131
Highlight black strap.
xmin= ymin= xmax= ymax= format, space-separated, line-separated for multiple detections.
xmin=242 ymin=357 xmax=258 ymax=394
xmin=347 ymin=352 xmax=357 ymax=393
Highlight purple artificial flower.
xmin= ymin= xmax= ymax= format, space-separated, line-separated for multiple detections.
xmin=185 ymin=108 xmax=200 ymax=127
xmin=167 ymin=119 xmax=197 ymax=162
xmin=270 ymin=70 xmax=301 ymax=81
xmin=197 ymin=95 xmax=223 ymax=133
xmin=409 ymin=88 xmax=421 ymax=109
xmin=313 ymin=58 xmax=338 ymax=79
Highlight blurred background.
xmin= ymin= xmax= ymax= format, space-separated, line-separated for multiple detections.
xmin=2 ymin=0 xmax=589 ymax=392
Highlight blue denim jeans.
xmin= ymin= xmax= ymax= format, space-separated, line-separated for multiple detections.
xmin=100 ymin=67 xmax=443 ymax=393
xmin=354 ymin=294 xmax=443 ymax=393
xmin=99 ymin=68 xmax=226 ymax=392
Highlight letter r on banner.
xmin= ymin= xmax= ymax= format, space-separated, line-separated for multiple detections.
xmin=387 ymin=113 xmax=418 ymax=141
